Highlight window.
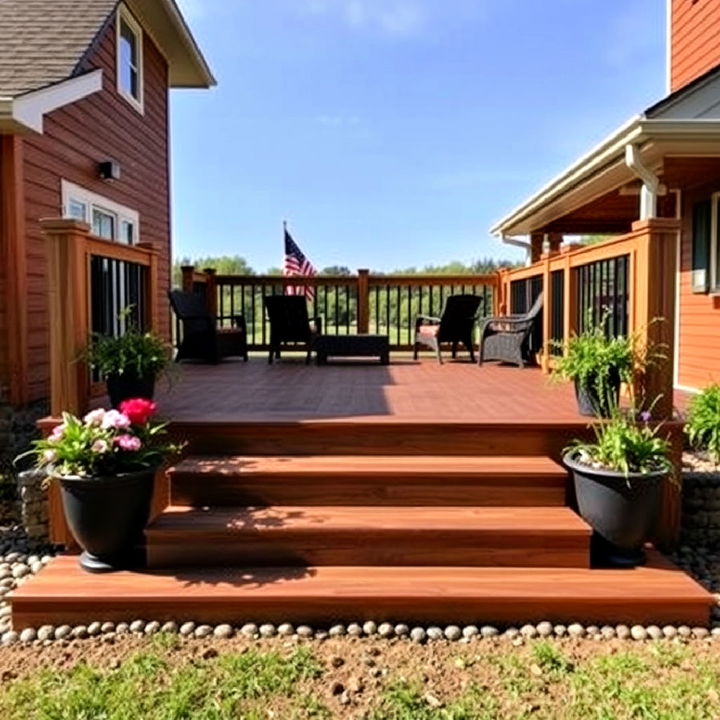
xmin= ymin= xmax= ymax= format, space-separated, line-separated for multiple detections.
xmin=116 ymin=6 xmax=143 ymax=112
xmin=692 ymin=193 xmax=720 ymax=294
xmin=61 ymin=180 xmax=139 ymax=245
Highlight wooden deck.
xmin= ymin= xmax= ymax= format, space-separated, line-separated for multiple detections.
xmin=14 ymin=354 xmax=711 ymax=629
xmin=154 ymin=355 xmax=587 ymax=425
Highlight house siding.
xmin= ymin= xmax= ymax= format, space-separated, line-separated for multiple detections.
xmin=671 ymin=0 xmax=720 ymax=92
xmin=21 ymin=11 xmax=171 ymax=403
xmin=0 ymin=138 xmax=8 ymax=398
xmin=677 ymin=184 xmax=720 ymax=390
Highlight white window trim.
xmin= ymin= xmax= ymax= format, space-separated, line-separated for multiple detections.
xmin=61 ymin=180 xmax=140 ymax=245
xmin=116 ymin=4 xmax=144 ymax=114
xmin=711 ymin=192 xmax=720 ymax=293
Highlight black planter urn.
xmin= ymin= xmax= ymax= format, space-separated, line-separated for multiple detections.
xmin=574 ymin=372 xmax=621 ymax=418
xmin=563 ymin=451 xmax=665 ymax=567
xmin=106 ymin=373 xmax=156 ymax=408
xmin=58 ymin=469 xmax=155 ymax=573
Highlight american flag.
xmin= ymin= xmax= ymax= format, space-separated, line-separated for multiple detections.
xmin=283 ymin=225 xmax=317 ymax=300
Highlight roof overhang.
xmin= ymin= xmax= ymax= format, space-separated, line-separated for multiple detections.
xmin=126 ymin=0 xmax=216 ymax=88
xmin=0 ymin=69 xmax=103 ymax=133
xmin=490 ymin=118 xmax=720 ymax=237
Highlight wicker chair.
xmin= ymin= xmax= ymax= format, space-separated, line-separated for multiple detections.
xmin=478 ymin=292 xmax=543 ymax=368
xmin=169 ymin=290 xmax=248 ymax=363
xmin=263 ymin=295 xmax=322 ymax=364
xmin=413 ymin=294 xmax=482 ymax=364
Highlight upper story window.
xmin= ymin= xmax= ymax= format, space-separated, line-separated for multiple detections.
xmin=61 ymin=180 xmax=139 ymax=246
xmin=117 ymin=6 xmax=144 ymax=113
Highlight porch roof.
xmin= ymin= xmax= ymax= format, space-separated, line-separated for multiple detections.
xmin=491 ymin=65 xmax=720 ymax=238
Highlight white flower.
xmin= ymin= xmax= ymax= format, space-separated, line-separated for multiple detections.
xmin=91 ymin=439 xmax=110 ymax=454
xmin=42 ymin=449 xmax=57 ymax=464
xmin=83 ymin=409 xmax=106 ymax=427
xmin=101 ymin=410 xmax=132 ymax=430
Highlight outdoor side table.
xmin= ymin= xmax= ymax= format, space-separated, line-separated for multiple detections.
xmin=315 ymin=334 xmax=390 ymax=365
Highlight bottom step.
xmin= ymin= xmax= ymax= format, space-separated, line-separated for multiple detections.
xmin=10 ymin=553 xmax=711 ymax=628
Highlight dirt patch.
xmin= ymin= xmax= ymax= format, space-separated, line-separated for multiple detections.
xmin=2 ymin=635 xmax=720 ymax=718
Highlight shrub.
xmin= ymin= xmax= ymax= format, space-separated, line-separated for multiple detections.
xmin=686 ymin=384 xmax=720 ymax=465
xmin=85 ymin=326 xmax=171 ymax=380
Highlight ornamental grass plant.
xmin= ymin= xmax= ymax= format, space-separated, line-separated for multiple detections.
xmin=686 ymin=383 xmax=720 ymax=466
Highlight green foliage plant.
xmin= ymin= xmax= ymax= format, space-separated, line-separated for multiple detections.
xmin=568 ymin=406 xmax=671 ymax=478
xmin=686 ymin=383 xmax=720 ymax=465
xmin=551 ymin=312 xmax=664 ymax=416
xmin=84 ymin=309 xmax=171 ymax=380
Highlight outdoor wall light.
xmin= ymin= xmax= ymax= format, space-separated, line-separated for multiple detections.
xmin=98 ymin=160 xmax=121 ymax=181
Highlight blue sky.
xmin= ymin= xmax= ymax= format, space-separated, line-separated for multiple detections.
xmin=171 ymin=0 xmax=666 ymax=272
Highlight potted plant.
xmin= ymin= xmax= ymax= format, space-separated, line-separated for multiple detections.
xmin=17 ymin=398 xmax=181 ymax=573
xmin=551 ymin=315 xmax=661 ymax=417
xmin=85 ymin=324 xmax=171 ymax=408
xmin=563 ymin=407 xmax=671 ymax=567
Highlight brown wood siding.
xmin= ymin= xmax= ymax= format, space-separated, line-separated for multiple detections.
xmin=21 ymin=13 xmax=171 ymax=403
xmin=671 ymin=0 xmax=720 ymax=91
xmin=677 ymin=184 xmax=720 ymax=390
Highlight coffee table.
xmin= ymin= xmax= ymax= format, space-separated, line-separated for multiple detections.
xmin=315 ymin=334 xmax=390 ymax=365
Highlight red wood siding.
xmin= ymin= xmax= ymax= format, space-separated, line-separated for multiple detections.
xmin=677 ymin=185 xmax=720 ymax=390
xmin=0 ymin=138 xmax=8 ymax=397
xmin=671 ymin=0 xmax=720 ymax=92
xmin=21 ymin=12 xmax=171 ymax=403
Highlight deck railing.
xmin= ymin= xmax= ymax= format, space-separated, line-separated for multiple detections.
xmin=499 ymin=218 xmax=680 ymax=417
xmin=42 ymin=219 xmax=159 ymax=416
xmin=181 ymin=267 xmax=500 ymax=350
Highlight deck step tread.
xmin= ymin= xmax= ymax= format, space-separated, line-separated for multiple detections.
xmin=169 ymin=455 xmax=567 ymax=478
xmin=148 ymin=505 xmax=589 ymax=535
xmin=11 ymin=553 xmax=712 ymax=627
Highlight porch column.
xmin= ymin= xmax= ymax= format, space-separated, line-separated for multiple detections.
xmin=41 ymin=218 xmax=91 ymax=417
xmin=530 ymin=232 xmax=544 ymax=263
xmin=357 ymin=269 xmax=370 ymax=333
xmin=631 ymin=218 xmax=680 ymax=419
xmin=547 ymin=233 xmax=563 ymax=255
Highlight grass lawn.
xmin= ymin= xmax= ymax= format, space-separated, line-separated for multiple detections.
xmin=1 ymin=635 xmax=720 ymax=719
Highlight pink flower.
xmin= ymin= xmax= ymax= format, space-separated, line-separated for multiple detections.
xmin=91 ymin=439 xmax=110 ymax=454
xmin=42 ymin=449 xmax=57 ymax=464
xmin=101 ymin=410 xmax=132 ymax=430
xmin=83 ymin=409 xmax=106 ymax=427
xmin=115 ymin=434 xmax=142 ymax=452
xmin=119 ymin=398 xmax=157 ymax=425
xmin=49 ymin=424 xmax=65 ymax=443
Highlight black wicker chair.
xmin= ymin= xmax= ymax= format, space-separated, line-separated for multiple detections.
xmin=478 ymin=292 xmax=544 ymax=368
xmin=413 ymin=294 xmax=482 ymax=364
xmin=263 ymin=295 xmax=322 ymax=364
xmin=169 ymin=290 xmax=248 ymax=363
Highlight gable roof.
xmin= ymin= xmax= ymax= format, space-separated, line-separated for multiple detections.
xmin=490 ymin=62 xmax=720 ymax=239
xmin=0 ymin=0 xmax=214 ymax=100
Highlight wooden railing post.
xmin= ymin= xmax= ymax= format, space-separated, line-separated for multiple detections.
xmin=203 ymin=268 xmax=218 ymax=317
xmin=541 ymin=252 xmax=552 ymax=373
xmin=137 ymin=241 xmax=159 ymax=332
xmin=181 ymin=265 xmax=195 ymax=293
xmin=562 ymin=244 xmax=577 ymax=346
xmin=631 ymin=218 xmax=680 ymax=419
xmin=41 ymin=218 xmax=91 ymax=416
xmin=357 ymin=269 xmax=370 ymax=333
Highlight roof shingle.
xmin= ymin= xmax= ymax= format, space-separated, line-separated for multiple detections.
xmin=0 ymin=0 xmax=116 ymax=98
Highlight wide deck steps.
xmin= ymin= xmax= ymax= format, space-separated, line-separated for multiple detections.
xmin=169 ymin=455 xmax=568 ymax=507
xmin=146 ymin=505 xmax=591 ymax=568
xmin=10 ymin=553 xmax=712 ymax=628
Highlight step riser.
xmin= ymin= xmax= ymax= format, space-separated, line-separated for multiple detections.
xmin=12 ymin=597 xmax=709 ymax=629
xmin=172 ymin=423 xmax=588 ymax=457
xmin=170 ymin=476 xmax=567 ymax=507
xmin=147 ymin=537 xmax=589 ymax=569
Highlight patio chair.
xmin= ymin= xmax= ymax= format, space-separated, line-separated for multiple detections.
xmin=263 ymin=295 xmax=322 ymax=364
xmin=413 ymin=294 xmax=482 ymax=364
xmin=478 ymin=292 xmax=543 ymax=368
xmin=169 ymin=290 xmax=248 ymax=363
